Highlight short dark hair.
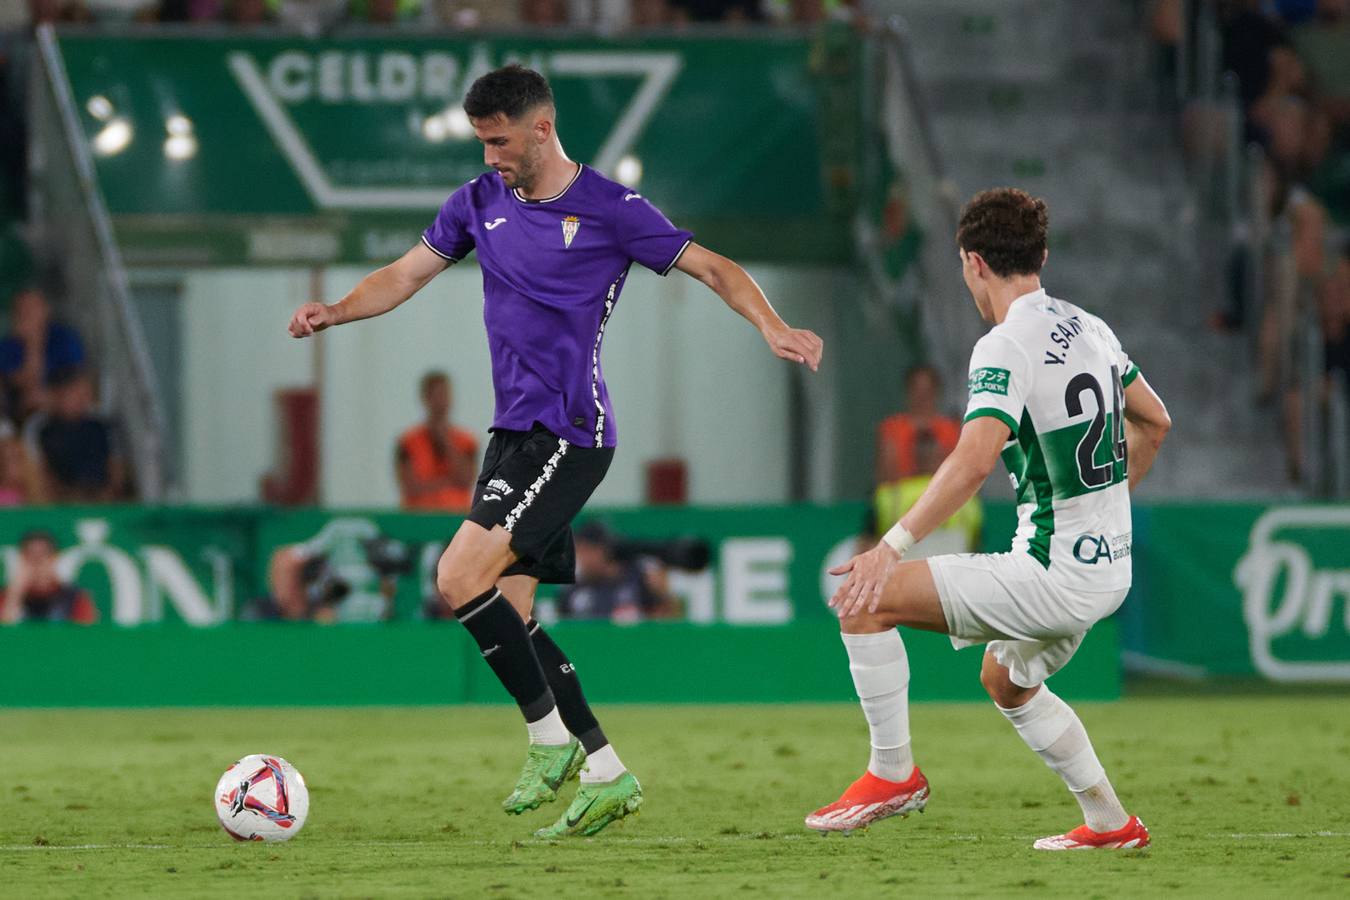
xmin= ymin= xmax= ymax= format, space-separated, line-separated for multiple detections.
xmin=956 ymin=188 xmax=1048 ymax=278
xmin=19 ymin=529 xmax=57 ymax=551
xmin=904 ymin=364 xmax=940 ymax=389
xmin=463 ymin=65 xmax=554 ymax=121
xmin=420 ymin=370 xmax=449 ymax=398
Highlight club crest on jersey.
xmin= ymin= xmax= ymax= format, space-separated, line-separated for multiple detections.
xmin=561 ymin=216 xmax=581 ymax=248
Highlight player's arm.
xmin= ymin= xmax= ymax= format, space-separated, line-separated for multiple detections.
xmin=1122 ymin=374 xmax=1170 ymax=490
xmin=829 ymin=417 xmax=1007 ymax=617
xmin=894 ymin=417 xmax=1006 ymax=544
xmin=674 ymin=243 xmax=823 ymax=371
xmin=288 ymin=243 xmax=450 ymax=338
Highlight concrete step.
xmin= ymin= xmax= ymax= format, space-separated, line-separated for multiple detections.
xmin=894 ymin=0 xmax=1278 ymax=496
xmin=894 ymin=1 xmax=1142 ymax=81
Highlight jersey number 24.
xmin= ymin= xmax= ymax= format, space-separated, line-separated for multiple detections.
xmin=1064 ymin=365 xmax=1127 ymax=488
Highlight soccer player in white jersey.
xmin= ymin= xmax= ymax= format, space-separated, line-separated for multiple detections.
xmin=806 ymin=188 xmax=1171 ymax=850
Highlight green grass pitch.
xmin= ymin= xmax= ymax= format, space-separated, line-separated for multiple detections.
xmin=4 ymin=698 xmax=1348 ymax=897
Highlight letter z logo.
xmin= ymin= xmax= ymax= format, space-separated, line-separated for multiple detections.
xmin=484 ymin=217 xmax=507 ymax=230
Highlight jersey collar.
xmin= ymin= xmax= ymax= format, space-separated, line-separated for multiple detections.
xmin=512 ymin=163 xmax=584 ymax=204
xmin=1006 ymin=287 xmax=1047 ymax=319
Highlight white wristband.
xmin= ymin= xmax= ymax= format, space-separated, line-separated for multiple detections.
xmin=881 ymin=523 xmax=915 ymax=557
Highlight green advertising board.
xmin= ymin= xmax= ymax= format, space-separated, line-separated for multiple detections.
xmin=0 ymin=620 xmax=1120 ymax=707
xmin=0 ymin=502 xmax=1120 ymax=706
xmin=54 ymin=33 xmax=858 ymax=265
xmin=5 ymin=500 xmax=1349 ymax=706
xmin=1127 ymin=503 xmax=1350 ymax=682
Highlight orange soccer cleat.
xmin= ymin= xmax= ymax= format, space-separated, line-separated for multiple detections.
xmin=804 ymin=768 xmax=930 ymax=834
xmin=1033 ymin=815 xmax=1151 ymax=850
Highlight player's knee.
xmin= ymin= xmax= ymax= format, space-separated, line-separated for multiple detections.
xmin=435 ymin=554 xmax=495 ymax=609
xmin=838 ymin=608 xmax=890 ymax=635
xmin=980 ymin=654 xmax=1037 ymax=708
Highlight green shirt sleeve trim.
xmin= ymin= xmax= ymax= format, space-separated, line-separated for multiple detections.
xmin=964 ymin=407 xmax=1018 ymax=435
xmin=1122 ymin=364 xmax=1141 ymax=387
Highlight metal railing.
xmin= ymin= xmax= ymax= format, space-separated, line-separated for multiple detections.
xmin=858 ymin=16 xmax=978 ymax=394
xmin=28 ymin=25 xmax=167 ymax=500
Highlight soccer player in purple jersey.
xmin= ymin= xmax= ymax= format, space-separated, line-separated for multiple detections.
xmin=287 ymin=65 xmax=823 ymax=837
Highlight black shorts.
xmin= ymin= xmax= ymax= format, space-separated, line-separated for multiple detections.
xmin=466 ymin=424 xmax=614 ymax=584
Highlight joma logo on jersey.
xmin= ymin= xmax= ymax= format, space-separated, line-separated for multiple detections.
xmin=1234 ymin=507 xmax=1350 ymax=682
xmin=969 ymin=367 xmax=1010 ymax=396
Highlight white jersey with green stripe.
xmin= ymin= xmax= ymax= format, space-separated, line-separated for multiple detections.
xmin=963 ymin=288 xmax=1140 ymax=593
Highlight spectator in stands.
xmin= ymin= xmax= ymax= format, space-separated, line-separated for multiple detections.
xmin=874 ymin=364 xmax=960 ymax=485
xmin=864 ymin=365 xmax=978 ymax=557
xmin=0 ymin=287 xmax=86 ymax=423
xmin=870 ymin=426 xmax=983 ymax=560
xmin=0 ymin=422 xmax=43 ymax=504
xmin=670 ymin=0 xmax=763 ymax=22
xmin=1255 ymin=102 xmax=1330 ymax=480
xmin=0 ymin=530 xmax=97 ymax=624
xmin=630 ymin=0 xmax=679 ymax=26
xmin=429 ymin=0 xmax=520 ymax=29
xmin=1322 ymin=239 xmax=1350 ymax=395
xmin=27 ymin=0 xmax=94 ymax=24
xmin=224 ymin=0 xmax=275 ymax=24
xmin=520 ymin=0 xmax=568 ymax=24
xmin=26 ymin=367 xmax=127 ymax=503
xmin=349 ymin=0 xmax=421 ymax=23
xmin=155 ymin=0 xmax=226 ymax=22
xmin=395 ymin=370 xmax=477 ymax=512
xmin=555 ymin=521 xmax=682 ymax=622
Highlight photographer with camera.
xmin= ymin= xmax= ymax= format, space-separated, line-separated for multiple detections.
xmin=0 ymin=529 xmax=98 ymax=625
xmin=554 ymin=521 xmax=710 ymax=623
xmin=244 ymin=518 xmax=414 ymax=623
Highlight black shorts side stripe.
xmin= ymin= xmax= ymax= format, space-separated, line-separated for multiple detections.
xmin=590 ymin=275 xmax=622 ymax=447
xmin=503 ymin=439 xmax=570 ymax=533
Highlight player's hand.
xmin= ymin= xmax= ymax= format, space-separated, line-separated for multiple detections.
xmin=763 ymin=325 xmax=823 ymax=372
xmin=288 ymin=302 xmax=337 ymax=338
xmin=828 ymin=542 xmax=902 ymax=619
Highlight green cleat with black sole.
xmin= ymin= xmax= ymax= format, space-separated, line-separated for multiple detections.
xmin=501 ymin=738 xmax=585 ymax=815
xmin=533 ymin=771 xmax=643 ymax=838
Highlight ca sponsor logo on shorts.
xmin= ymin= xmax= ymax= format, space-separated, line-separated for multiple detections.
xmin=1234 ymin=507 xmax=1350 ymax=682
xmin=487 ymin=478 xmax=514 ymax=497
xmin=1072 ymin=532 xmax=1131 ymax=565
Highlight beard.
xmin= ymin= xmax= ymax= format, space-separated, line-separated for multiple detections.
xmin=505 ymin=145 xmax=540 ymax=192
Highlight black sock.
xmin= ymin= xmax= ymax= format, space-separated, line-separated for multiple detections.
xmin=454 ymin=589 xmax=555 ymax=722
xmin=528 ymin=618 xmax=608 ymax=753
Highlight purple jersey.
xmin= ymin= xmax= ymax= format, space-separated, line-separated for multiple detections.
xmin=422 ymin=165 xmax=692 ymax=448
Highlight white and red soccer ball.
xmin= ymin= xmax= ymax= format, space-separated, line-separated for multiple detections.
xmin=214 ymin=754 xmax=309 ymax=842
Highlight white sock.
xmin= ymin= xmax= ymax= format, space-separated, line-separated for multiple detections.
xmin=997 ymin=686 xmax=1129 ymax=832
xmin=1073 ymin=778 xmax=1129 ymax=833
xmin=525 ymin=707 xmax=570 ymax=746
xmin=842 ymin=630 xmax=914 ymax=783
xmin=580 ymin=743 xmax=626 ymax=783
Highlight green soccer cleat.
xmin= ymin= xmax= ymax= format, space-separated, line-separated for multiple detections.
xmin=501 ymin=738 xmax=586 ymax=815
xmin=533 ymin=771 xmax=643 ymax=838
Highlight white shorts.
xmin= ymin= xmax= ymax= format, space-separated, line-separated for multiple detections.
xmin=928 ymin=552 xmax=1129 ymax=689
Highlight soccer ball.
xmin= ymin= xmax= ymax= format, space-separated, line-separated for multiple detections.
xmin=213 ymin=754 xmax=310 ymax=842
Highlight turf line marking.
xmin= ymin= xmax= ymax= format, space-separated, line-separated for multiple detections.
xmin=0 ymin=844 xmax=172 ymax=852
xmin=5 ymin=832 xmax=1347 ymax=853
xmin=1223 ymin=831 xmax=1350 ymax=840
